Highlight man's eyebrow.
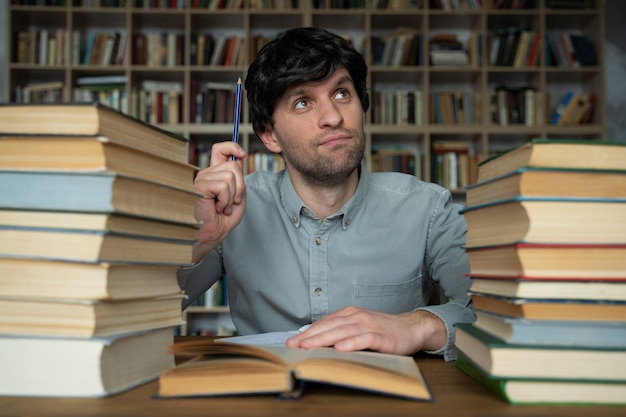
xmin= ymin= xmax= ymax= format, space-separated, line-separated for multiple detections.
xmin=284 ymin=74 xmax=354 ymax=101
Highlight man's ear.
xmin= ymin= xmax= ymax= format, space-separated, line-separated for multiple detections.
xmin=258 ymin=129 xmax=282 ymax=154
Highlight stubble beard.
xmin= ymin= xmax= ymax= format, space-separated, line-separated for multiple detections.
xmin=284 ymin=128 xmax=365 ymax=187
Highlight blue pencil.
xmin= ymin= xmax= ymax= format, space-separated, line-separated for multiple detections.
xmin=231 ymin=77 xmax=242 ymax=160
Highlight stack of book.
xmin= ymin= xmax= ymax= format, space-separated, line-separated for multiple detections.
xmin=0 ymin=103 xmax=199 ymax=397
xmin=456 ymin=138 xmax=626 ymax=405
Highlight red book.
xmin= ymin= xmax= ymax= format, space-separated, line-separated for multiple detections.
xmin=525 ymin=32 xmax=541 ymax=67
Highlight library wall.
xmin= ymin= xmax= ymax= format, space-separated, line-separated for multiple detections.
xmin=1 ymin=0 xmax=624 ymax=140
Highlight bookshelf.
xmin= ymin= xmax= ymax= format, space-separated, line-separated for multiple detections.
xmin=5 ymin=0 xmax=606 ymax=334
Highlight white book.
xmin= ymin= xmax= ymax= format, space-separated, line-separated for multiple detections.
xmin=0 ymin=327 xmax=175 ymax=398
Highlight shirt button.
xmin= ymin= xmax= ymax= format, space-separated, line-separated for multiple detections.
xmin=314 ymin=287 xmax=323 ymax=296
xmin=315 ymin=237 xmax=322 ymax=246
xmin=344 ymin=218 xmax=351 ymax=226
xmin=291 ymin=216 xmax=298 ymax=224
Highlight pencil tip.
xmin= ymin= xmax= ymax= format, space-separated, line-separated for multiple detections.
xmin=237 ymin=77 xmax=242 ymax=84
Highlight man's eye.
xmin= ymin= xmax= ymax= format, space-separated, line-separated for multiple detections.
xmin=335 ymin=89 xmax=350 ymax=99
xmin=294 ymin=99 xmax=309 ymax=109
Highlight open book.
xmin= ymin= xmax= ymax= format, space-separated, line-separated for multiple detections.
xmin=157 ymin=336 xmax=432 ymax=401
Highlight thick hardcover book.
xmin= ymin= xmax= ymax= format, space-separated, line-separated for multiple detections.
xmin=464 ymin=167 xmax=626 ymax=207
xmin=0 ymin=327 xmax=176 ymax=398
xmin=461 ymin=198 xmax=626 ymax=247
xmin=0 ymin=258 xmax=182 ymax=300
xmin=0 ymin=225 xmax=194 ymax=265
xmin=473 ymin=310 xmax=626 ymax=348
xmin=465 ymin=242 xmax=626 ymax=279
xmin=454 ymin=323 xmax=626 ymax=381
xmin=157 ymin=338 xmax=433 ymax=401
xmin=476 ymin=139 xmax=626 ymax=183
xmin=0 ymin=172 xmax=199 ymax=225
xmin=455 ymin=352 xmax=626 ymax=405
xmin=470 ymin=293 xmax=626 ymax=321
xmin=0 ymin=103 xmax=189 ymax=164
xmin=0 ymin=136 xmax=197 ymax=193
xmin=0 ymin=295 xmax=183 ymax=338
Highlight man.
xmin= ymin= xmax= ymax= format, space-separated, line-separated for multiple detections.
xmin=178 ymin=27 xmax=474 ymax=361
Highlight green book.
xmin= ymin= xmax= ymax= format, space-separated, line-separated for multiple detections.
xmin=454 ymin=323 xmax=626 ymax=381
xmin=455 ymin=351 xmax=626 ymax=405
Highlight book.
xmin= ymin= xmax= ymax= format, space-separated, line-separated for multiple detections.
xmin=455 ymin=352 xmax=626 ymax=405
xmin=0 ymin=210 xmax=197 ymax=242
xmin=465 ymin=243 xmax=626 ymax=279
xmin=476 ymin=139 xmax=626 ymax=183
xmin=0 ymin=295 xmax=183 ymax=338
xmin=462 ymin=199 xmax=626 ymax=247
xmin=157 ymin=338 xmax=433 ymax=401
xmin=465 ymin=167 xmax=626 ymax=207
xmin=0 ymin=103 xmax=189 ymax=164
xmin=469 ymin=277 xmax=626 ymax=300
xmin=471 ymin=293 xmax=626 ymax=322
xmin=0 ymin=257 xmax=182 ymax=300
xmin=454 ymin=323 xmax=626 ymax=381
xmin=473 ymin=310 xmax=626 ymax=348
xmin=0 ymin=225 xmax=194 ymax=265
xmin=0 ymin=327 xmax=176 ymax=398
xmin=0 ymin=136 xmax=197 ymax=193
xmin=0 ymin=172 xmax=199 ymax=225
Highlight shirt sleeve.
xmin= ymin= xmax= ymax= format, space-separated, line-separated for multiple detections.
xmin=417 ymin=188 xmax=475 ymax=361
xmin=176 ymin=247 xmax=224 ymax=310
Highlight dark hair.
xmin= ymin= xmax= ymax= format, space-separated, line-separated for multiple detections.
xmin=244 ymin=27 xmax=369 ymax=136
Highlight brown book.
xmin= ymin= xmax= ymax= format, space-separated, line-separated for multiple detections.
xmin=0 ymin=103 xmax=189 ymax=164
xmin=466 ymin=243 xmax=626 ymax=279
xmin=465 ymin=168 xmax=626 ymax=207
xmin=0 ymin=326 xmax=176 ymax=397
xmin=158 ymin=338 xmax=432 ymax=401
xmin=471 ymin=293 xmax=626 ymax=321
xmin=0 ymin=135 xmax=196 ymax=192
xmin=476 ymin=139 xmax=626 ymax=183
xmin=0 ymin=295 xmax=183 ymax=337
xmin=462 ymin=199 xmax=626 ymax=248
xmin=0 ymin=257 xmax=182 ymax=301
xmin=0 ymin=226 xmax=193 ymax=265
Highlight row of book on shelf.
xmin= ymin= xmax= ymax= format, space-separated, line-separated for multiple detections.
xmin=13 ymin=30 xmax=247 ymax=68
xmin=0 ymin=102 xmax=201 ymax=397
xmin=13 ymin=27 xmax=598 ymax=70
xmin=9 ymin=0 xmax=598 ymax=9
xmin=453 ymin=138 xmax=626 ymax=405
xmin=14 ymin=80 xmax=596 ymax=132
xmin=488 ymin=30 xmax=597 ymax=68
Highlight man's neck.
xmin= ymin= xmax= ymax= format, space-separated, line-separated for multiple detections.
xmin=288 ymin=168 xmax=360 ymax=221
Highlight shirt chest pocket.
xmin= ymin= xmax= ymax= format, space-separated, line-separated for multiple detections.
xmin=353 ymin=276 xmax=424 ymax=314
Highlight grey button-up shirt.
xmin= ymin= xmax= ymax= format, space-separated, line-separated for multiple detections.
xmin=178 ymin=167 xmax=475 ymax=360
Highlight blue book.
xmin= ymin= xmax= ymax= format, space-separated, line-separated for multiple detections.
xmin=472 ymin=309 xmax=626 ymax=348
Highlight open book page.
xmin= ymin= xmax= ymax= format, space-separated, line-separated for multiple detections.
xmin=216 ymin=324 xmax=311 ymax=347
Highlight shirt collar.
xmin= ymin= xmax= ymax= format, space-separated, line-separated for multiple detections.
xmin=279 ymin=161 xmax=368 ymax=231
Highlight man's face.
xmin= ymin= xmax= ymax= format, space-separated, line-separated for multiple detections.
xmin=259 ymin=67 xmax=365 ymax=186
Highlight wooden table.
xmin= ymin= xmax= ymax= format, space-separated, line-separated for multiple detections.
xmin=1 ymin=353 xmax=624 ymax=417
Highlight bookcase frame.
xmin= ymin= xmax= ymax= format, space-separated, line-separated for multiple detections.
xmin=5 ymin=0 xmax=606 ymax=335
